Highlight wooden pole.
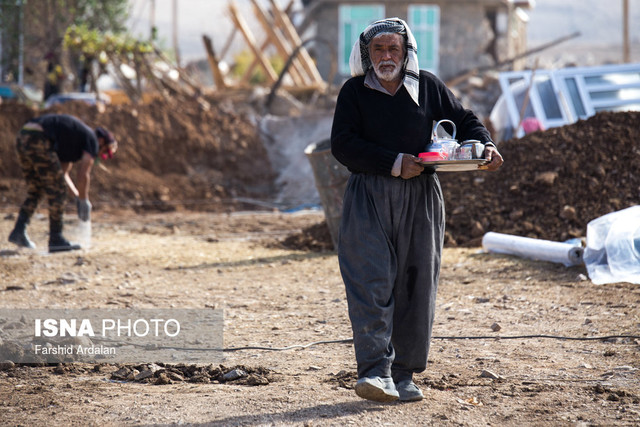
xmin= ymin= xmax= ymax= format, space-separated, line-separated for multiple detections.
xmin=228 ymin=0 xmax=279 ymax=84
xmin=284 ymin=0 xmax=295 ymax=16
xmin=219 ymin=28 xmax=238 ymax=60
xmin=623 ymin=0 xmax=630 ymax=63
xmin=250 ymin=0 xmax=309 ymax=86
xmin=172 ymin=0 xmax=181 ymax=66
xmin=203 ymin=35 xmax=228 ymax=89
xmin=150 ymin=0 xmax=156 ymax=41
xmin=241 ymin=0 xmax=303 ymax=84
xmin=267 ymin=0 xmax=325 ymax=86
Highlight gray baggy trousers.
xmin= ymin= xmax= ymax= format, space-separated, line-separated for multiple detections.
xmin=338 ymin=172 xmax=445 ymax=381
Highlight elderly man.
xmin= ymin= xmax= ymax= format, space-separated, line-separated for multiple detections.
xmin=8 ymin=114 xmax=117 ymax=252
xmin=331 ymin=18 xmax=502 ymax=402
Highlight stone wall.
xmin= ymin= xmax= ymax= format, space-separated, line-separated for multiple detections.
xmin=307 ymin=0 xmax=529 ymax=83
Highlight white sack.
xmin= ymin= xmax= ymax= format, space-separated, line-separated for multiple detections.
xmin=583 ymin=205 xmax=640 ymax=285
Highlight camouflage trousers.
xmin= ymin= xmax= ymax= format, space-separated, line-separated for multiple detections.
xmin=16 ymin=131 xmax=66 ymax=225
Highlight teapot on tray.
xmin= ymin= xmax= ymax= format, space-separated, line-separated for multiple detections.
xmin=419 ymin=119 xmax=484 ymax=161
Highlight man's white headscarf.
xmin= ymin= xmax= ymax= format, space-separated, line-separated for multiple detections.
xmin=349 ymin=17 xmax=420 ymax=106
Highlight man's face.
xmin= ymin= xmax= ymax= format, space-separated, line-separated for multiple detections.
xmin=369 ymin=33 xmax=405 ymax=82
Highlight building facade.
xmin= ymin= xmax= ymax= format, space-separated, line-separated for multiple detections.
xmin=302 ymin=0 xmax=535 ymax=83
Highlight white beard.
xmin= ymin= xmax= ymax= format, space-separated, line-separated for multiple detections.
xmin=374 ymin=60 xmax=402 ymax=82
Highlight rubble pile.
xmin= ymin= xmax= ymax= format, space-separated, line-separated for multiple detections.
xmin=439 ymin=110 xmax=640 ymax=246
xmin=107 ymin=363 xmax=272 ymax=386
xmin=0 ymin=98 xmax=276 ymax=212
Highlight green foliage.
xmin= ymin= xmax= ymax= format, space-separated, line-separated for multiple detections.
xmin=71 ymin=0 xmax=129 ymax=33
xmin=231 ymin=49 xmax=285 ymax=85
xmin=0 ymin=0 xmax=131 ymax=81
xmin=64 ymin=24 xmax=153 ymax=59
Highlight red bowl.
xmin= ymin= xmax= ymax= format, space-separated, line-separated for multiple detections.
xmin=418 ymin=151 xmax=447 ymax=161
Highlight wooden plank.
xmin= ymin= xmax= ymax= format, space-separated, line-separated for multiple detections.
xmin=242 ymin=0 xmax=298 ymax=84
xmin=228 ymin=0 xmax=278 ymax=84
xmin=284 ymin=0 xmax=295 ymax=16
xmin=154 ymin=46 xmax=206 ymax=93
xmin=267 ymin=0 xmax=324 ymax=86
xmin=250 ymin=0 xmax=309 ymax=86
xmin=219 ymin=27 xmax=238 ymax=61
xmin=202 ymin=35 xmax=228 ymax=89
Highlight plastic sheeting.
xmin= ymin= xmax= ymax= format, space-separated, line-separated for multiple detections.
xmin=69 ymin=219 xmax=92 ymax=250
xmin=583 ymin=206 xmax=640 ymax=285
xmin=482 ymin=232 xmax=584 ymax=267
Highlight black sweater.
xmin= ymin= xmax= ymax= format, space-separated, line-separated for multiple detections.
xmin=331 ymin=70 xmax=492 ymax=175
xmin=30 ymin=114 xmax=99 ymax=163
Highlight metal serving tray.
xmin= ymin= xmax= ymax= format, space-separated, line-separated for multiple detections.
xmin=419 ymin=158 xmax=488 ymax=172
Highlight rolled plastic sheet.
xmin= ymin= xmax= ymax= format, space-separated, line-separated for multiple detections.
xmin=482 ymin=232 xmax=584 ymax=267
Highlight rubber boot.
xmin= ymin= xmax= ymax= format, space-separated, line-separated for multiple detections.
xmin=48 ymin=219 xmax=81 ymax=253
xmin=8 ymin=210 xmax=36 ymax=249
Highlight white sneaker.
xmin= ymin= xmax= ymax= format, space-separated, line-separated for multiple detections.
xmin=355 ymin=376 xmax=399 ymax=402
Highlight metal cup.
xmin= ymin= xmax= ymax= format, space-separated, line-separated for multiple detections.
xmin=462 ymin=140 xmax=485 ymax=159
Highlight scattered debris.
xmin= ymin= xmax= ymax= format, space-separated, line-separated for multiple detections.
xmin=222 ymin=368 xmax=247 ymax=381
xmin=326 ymin=370 xmax=357 ymax=389
xmin=276 ymin=221 xmax=333 ymax=252
xmin=0 ymin=250 xmax=20 ymax=258
xmin=108 ymin=363 xmax=271 ymax=386
xmin=0 ymin=360 xmax=15 ymax=371
xmin=479 ymin=369 xmax=503 ymax=380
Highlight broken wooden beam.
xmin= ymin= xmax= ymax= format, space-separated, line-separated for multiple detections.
xmin=202 ymin=34 xmax=228 ymax=90
xmin=250 ymin=0 xmax=310 ymax=86
xmin=267 ymin=0 xmax=325 ymax=87
xmin=228 ymin=0 xmax=279 ymax=84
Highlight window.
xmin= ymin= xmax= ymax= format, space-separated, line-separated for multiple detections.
xmin=408 ymin=5 xmax=440 ymax=74
xmin=338 ymin=4 xmax=385 ymax=75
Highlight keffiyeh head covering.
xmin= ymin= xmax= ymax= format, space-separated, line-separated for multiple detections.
xmin=349 ymin=17 xmax=420 ymax=105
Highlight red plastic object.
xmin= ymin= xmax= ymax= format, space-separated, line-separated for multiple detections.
xmin=418 ymin=151 xmax=447 ymax=161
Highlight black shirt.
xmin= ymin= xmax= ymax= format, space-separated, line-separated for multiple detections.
xmin=331 ymin=70 xmax=492 ymax=175
xmin=30 ymin=114 xmax=99 ymax=163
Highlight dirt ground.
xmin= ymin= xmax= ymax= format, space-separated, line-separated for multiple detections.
xmin=0 ymin=92 xmax=639 ymax=426
xmin=1 ymin=208 xmax=638 ymax=426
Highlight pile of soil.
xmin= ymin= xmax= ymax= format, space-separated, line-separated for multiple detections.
xmin=286 ymin=110 xmax=639 ymax=250
xmin=277 ymin=220 xmax=334 ymax=252
xmin=439 ymin=111 xmax=640 ymax=246
xmin=0 ymin=97 xmax=276 ymax=213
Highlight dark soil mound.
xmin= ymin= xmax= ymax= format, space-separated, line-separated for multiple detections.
xmin=0 ymin=98 xmax=276 ymax=213
xmin=284 ymin=110 xmax=639 ymax=251
xmin=439 ymin=110 xmax=640 ymax=246
xmin=279 ymin=221 xmax=334 ymax=252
